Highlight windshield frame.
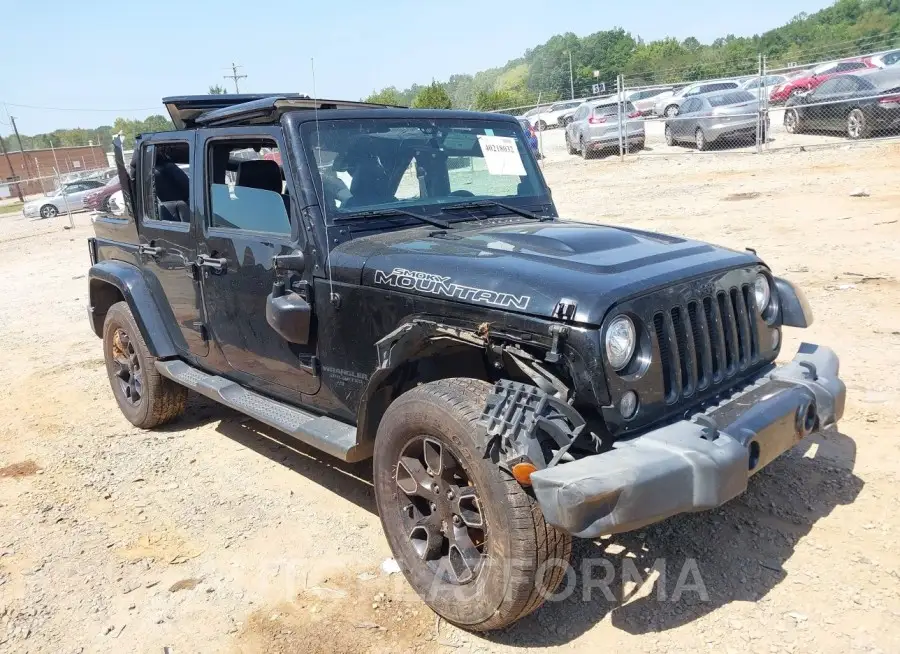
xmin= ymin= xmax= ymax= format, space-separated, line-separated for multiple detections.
xmin=291 ymin=112 xmax=553 ymax=227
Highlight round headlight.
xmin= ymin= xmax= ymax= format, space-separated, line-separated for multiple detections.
xmin=605 ymin=315 xmax=636 ymax=370
xmin=754 ymin=274 xmax=772 ymax=312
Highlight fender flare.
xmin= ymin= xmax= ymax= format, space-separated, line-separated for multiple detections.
xmin=88 ymin=260 xmax=178 ymax=358
xmin=774 ymin=277 xmax=814 ymax=328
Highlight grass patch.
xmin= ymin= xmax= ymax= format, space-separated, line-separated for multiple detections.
xmin=0 ymin=201 xmax=24 ymax=216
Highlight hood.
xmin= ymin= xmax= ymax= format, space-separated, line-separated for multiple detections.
xmin=332 ymin=220 xmax=761 ymax=325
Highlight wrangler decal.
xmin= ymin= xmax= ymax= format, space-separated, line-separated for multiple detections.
xmin=374 ymin=267 xmax=531 ymax=310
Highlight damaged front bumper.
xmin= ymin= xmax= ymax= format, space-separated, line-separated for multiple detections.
xmin=529 ymin=343 xmax=845 ymax=538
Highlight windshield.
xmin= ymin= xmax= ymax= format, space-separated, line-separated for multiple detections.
xmin=813 ymin=62 xmax=837 ymax=75
xmin=300 ymin=117 xmax=546 ymax=219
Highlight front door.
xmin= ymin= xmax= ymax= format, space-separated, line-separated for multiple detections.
xmin=134 ymin=134 xmax=208 ymax=358
xmin=196 ymin=127 xmax=320 ymax=399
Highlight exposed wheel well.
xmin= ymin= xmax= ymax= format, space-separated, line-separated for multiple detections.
xmin=88 ymin=279 xmax=124 ymax=337
xmin=359 ymin=342 xmax=492 ymax=449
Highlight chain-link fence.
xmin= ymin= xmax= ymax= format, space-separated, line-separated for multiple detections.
xmin=491 ymin=44 xmax=900 ymax=161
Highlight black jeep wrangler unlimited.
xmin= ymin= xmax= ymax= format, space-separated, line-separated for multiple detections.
xmin=88 ymin=94 xmax=845 ymax=631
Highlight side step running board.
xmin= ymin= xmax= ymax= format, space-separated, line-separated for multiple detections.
xmin=155 ymin=360 xmax=371 ymax=463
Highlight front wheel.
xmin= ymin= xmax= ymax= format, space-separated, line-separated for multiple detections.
xmin=39 ymin=204 xmax=58 ymax=219
xmin=373 ymin=379 xmax=572 ymax=631
xmin=535 ymin=120 xmax=548 ymax=132
xmin=102 ymin=302 xmax=187 ymax=428
xmin=847 ymin=108 xmax=870 ymax=140
xmin=565 ymin=132 xmax=577 ymax=155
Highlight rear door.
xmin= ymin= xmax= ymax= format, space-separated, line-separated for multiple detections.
xmin=134 ymin=133 xmax=209 ymax=358
xmin=196 ymin=126 xmax=320 ymax=400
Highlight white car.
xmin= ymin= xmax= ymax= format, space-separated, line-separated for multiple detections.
xmin=22 ymin=179 xmax=106 ymax=219
xmin=867 ymin=49 xmax=900 ymax=68
xmin=528 ymin=100 xmax=584 ymax=131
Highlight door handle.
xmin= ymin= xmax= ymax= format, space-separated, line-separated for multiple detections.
xmin=139 ymin=244 xmax=163 ymax=257
xmin=197 ymin=254 xmax=228 ymax=273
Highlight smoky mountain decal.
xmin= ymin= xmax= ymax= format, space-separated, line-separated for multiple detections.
xmin=374 ymin=267 xmax=531 ymax=311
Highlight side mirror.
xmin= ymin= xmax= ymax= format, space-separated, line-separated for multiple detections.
xmin=266 ymin=281 xmax=311 ymax=345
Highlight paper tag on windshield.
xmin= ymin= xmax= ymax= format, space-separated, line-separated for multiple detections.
xmin=476 ymin=135 xmax=526 ymax=176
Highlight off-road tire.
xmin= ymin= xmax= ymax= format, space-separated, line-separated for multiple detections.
xmin=373 ymin=378 xmax=572 ymax=631
xmin=102 ymin=301 xmax=187 ymax=428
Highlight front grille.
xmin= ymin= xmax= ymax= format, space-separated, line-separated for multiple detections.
xmin=654 ymin=284 xmax=759 ymax=404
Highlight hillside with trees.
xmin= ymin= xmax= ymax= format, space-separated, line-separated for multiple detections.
xmin=3 ymin=0 xmax=898 ymax=152
xmin=368 ymin=0 xmax=900 ymax=110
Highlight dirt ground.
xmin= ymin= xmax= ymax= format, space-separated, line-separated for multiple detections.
xmin=1 ymin=140 xmax=899 ymax=654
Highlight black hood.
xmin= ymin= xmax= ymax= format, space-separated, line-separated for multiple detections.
xmin=331 ymin=220 xmax=761 ymax=325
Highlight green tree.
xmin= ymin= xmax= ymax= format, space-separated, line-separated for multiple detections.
xmin=208 ymin=84 xmax=227 ymax=95
xmin=364 ymin=87 xmax=404 ymax=105
xmin=411 ymin=81 xmax=452 ymax=109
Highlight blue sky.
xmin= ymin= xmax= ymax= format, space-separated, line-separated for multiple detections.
xmin=2 ymin=0 xmax=830 ymax=135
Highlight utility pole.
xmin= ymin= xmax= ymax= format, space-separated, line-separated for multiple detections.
xmin=224 ymin=62 xmax=247 ymax=93
xmin=7 ymin=114 xmax=34 ymax=182
xmin=0 ymin=136 xmax=24 ymax=201
xmin=568 ymin=50 xmax=575 ymax=100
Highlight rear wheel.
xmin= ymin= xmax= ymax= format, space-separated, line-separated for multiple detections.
xmin=535 ymin=120 xmax=548 ymax=132
xmin=102 ymin=302 xmax=187 ymax=428
xmin=695 ymin=128 xmax=708 ymax=151
xmin=580 ymin=137 xmax=593 ymax=159
xmin=665 ymin=125 xmax=675 ymax=146
xmin=847 ymin=108 xmax=870 ymax=140
xmin=664 ymin=104 xmax=679 ymax=118
xmin=784 ymin=108 xmax=802 ymax=134
xmin=373 ymin=379 xmax=572 ymax=631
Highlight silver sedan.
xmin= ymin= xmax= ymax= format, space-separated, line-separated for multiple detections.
xmin=664 ymin=90 xmax=768 ymax=150
xmin=22 ymin=179 xmax=106 ymax=219
xmin=564 ymin=99 xmax=645 ymax=158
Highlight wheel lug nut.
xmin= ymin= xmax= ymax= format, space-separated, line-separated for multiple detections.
xmin=446 ymin=490 xmax=455 ymax=500
xmin=452 ymin=515 xmax=462 ymax=527
xmin=429 ymin=502 xmax=437 ymax=513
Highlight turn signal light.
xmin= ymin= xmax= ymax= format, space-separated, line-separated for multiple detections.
xmin=511 ymin=461 xmax=538 ymax=485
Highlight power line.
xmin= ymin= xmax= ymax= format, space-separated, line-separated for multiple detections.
xmin=224 ymin=62 xmax=247 ymax=93
xmin=2 ymin=102 xmax=159 ymax=112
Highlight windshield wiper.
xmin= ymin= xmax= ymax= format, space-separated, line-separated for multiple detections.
xmin=335 ymin=207 xmax=451 ymax=229
xmin=439 ymin=200 xmax=551 ymax=222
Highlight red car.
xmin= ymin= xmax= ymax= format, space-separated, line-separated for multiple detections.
xmin=769 ymin=58 xmax=876 ymax=104
xmin=83 ymin=176 xmax=121 ymax=212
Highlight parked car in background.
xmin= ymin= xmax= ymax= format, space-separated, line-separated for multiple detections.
xmin=865 ymin=49 xmax=900 ymax=69
xmin=22 ymin=179 xmax=106 ymax=219
xmin=528 ymin=100 xmax=584 ymax=131
xmin=769 ymin=58 xmax=875 ymax=104
xmin=664 ymin=90 xmax=768 ymax=151
xmin=516 ymin=117 xmax=541 ymax=157
xmin=784 ymin=68 xmax=900 ymax=139
xmin=83 ymin=176 xmax=122 ymax=213
xmin=740 ymin=75 xmax=787 ymax=100
xmin=628 ymin=87 xmax=675 ymax=115
xmin=564 ymin=99 xmax=644 ymax=158
xmin=654 ymin=80 xmax=741 ymax=117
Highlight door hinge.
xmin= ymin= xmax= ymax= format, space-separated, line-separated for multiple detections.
xmin=299 ymin=355 xmax=319 ymax=377
xmin=192 ymin=321 xmax=209 ymax=342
